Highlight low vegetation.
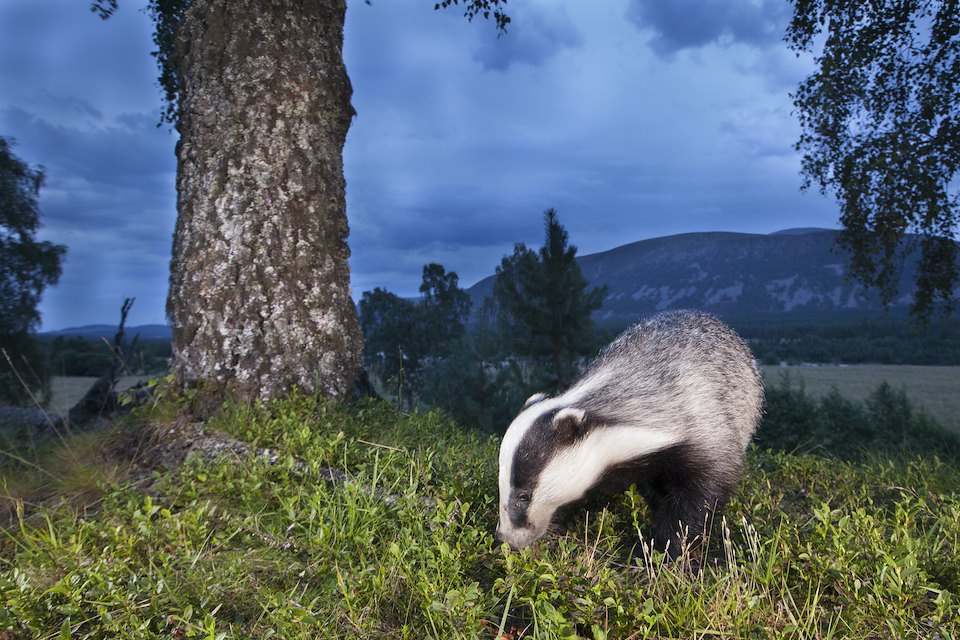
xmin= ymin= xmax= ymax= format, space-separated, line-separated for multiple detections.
xmin=739 ymin=316 xmax=960 ymax=366
xmin=757 ymin=376 xmax=960 ymax=460
xmin=1 ymin=385 xmax=959 ymax=639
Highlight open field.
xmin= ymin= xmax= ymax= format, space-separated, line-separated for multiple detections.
xmin=46 ymin=375 xmax=151 ymax=415
xmin=46 ymin=369 xmax=960 ymax=433
xmin=761 ymin=364 xmax=960 ymax=433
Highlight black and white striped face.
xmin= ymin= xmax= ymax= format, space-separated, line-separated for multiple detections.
xmin=495 ymin=392 xmax=683 ymax=550
xmin=495 ymin=393 xmax=583 ymax=549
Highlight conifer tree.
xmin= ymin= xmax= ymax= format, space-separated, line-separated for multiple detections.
xmin=494 ymin=208 xmax=606 ymax=391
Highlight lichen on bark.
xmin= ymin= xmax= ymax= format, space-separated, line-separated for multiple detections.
xmin=167 ymin=0 xmax=361 ymax=403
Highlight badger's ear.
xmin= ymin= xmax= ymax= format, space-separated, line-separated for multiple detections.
xmin=552 ymin=407 xmax=587 ymax=440
xmin=522 ymin=392 xmax=548 ymax=410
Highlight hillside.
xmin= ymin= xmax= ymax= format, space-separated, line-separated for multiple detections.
xmin=468 ymin=228 xmax=937 ymax=325
xmin=38 ymin=229 xmax=946 ymax=340
xmin=39 ymin=324 xmax=172 ymax=341
xmin=2 ymin=392 xmax=959 ymax=638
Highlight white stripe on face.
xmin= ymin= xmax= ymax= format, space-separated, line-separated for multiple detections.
xmin=534 ymin=425 xmax=682 ymax=510
xmin=497 ymin=371 xmax=614 ymax=525
xmin=498 ymin=399 xmax=556 ymax=525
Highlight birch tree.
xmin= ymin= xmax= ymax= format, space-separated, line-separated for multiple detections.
xmin=788 ymin=0 xmax=960 ymax=319
xmin=92 ymin=0 xmax=507 ymax=404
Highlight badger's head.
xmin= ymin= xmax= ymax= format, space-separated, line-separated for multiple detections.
xmin=495 ymin=392 xmax=594 ymax=550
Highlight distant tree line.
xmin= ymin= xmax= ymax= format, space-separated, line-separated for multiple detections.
xmin=359 ymin=209 xmax=606 ymax=432
xmin=41 ymin=336 xmax=172 ymax=378
xmin=740 ymin=319 xmax=960 ymax=366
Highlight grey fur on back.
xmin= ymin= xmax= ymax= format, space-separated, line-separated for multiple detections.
xmin=568 ymin=310 xmax=762 ymax=477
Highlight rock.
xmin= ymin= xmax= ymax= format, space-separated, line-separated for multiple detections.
xmin=0 ymin=406 xmax=64 ymax=435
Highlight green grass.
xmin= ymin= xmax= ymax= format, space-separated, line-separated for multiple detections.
xmin=2 ymin=392 xmax=959 ymax=639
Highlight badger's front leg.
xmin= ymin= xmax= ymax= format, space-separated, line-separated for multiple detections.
xmin=646 ymin=479 xmax=720 ymax=558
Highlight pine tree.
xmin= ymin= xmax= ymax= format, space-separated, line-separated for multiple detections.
xmin=494 ymin=208 xmax=607 ymax=392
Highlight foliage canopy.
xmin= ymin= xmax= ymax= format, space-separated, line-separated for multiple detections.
xmin=0 ymin=137 xmax=66 ymax=404
xmin=788 ymin=0 xmax=960 ymax=319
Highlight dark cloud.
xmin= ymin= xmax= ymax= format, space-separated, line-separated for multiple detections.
xmin=472 ymin=4 xmax=582 ymax=72
xmin=2 ymin=107 xmax=175 ymax=194
xmin=626 ymin=0 xmax=789 ymax=56
xmin=352 ymin=199 xmax=537 ymax=254
xmin=0 ymin=0 xmax=839 ymax=327
xmin=0 ymin=0 xmax=177 ymax=330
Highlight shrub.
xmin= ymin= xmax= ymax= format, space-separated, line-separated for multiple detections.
xmin=756 ymin=376 xmax=959 ymax=460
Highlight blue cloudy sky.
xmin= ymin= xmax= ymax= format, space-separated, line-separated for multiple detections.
xmin=0 ymin=0 xmax=839 ymax=331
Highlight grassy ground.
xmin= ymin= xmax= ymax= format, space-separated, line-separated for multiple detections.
xmin=1 ymin=392 xmax=958 ymax=639
xmin=761 ymin=364 xmax=960 ymax=433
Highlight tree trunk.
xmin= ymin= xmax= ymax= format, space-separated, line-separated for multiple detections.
xmin=168 ymin=0 xmax=361 ymax=403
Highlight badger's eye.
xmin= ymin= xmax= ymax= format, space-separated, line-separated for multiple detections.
xmin=515 ymin=492 xmax=531 ymax=505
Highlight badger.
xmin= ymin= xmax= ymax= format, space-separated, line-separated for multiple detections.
xmin=495 ymin=310 xmax=763 ymax=555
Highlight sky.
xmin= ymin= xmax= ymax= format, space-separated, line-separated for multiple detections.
xmin=0 ymin=0 xmax=841 ymax=331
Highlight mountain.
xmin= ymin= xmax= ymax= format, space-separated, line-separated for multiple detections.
xmin=39 ymin=324 xmax=172 ymax=341
xmin=467 ymin=228 xmax=937 ymax=325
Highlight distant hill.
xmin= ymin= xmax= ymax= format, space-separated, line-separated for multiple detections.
xmin=39 ymin=324 xmax=172 ymax=341
xmin=40 ymin=229 xmax=952 ymax=340
xmin=467 ymin=228 xmax=945 ymax=326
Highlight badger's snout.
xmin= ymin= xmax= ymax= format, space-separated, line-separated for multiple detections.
xmin=494 ymin=517 xmax=543 ymax=551
xmin=493 ymin=521 xmax=517 ymax=549
xmin=495 ymin=532 xmax=526 ymax=550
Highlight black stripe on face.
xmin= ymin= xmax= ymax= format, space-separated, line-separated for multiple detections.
xmin=507 ymin=488 xmax=532 ymax=528
xmin=507 ymin=404 xmax=606 ymax=531
xmin=510 ymin=405 xmax=604 ymax=491
xmin=510 ymin=408 xmax=562 ymax=492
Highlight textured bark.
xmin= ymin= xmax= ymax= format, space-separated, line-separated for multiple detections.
xmin=168 ymin=0 xmax=361 ymax=402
